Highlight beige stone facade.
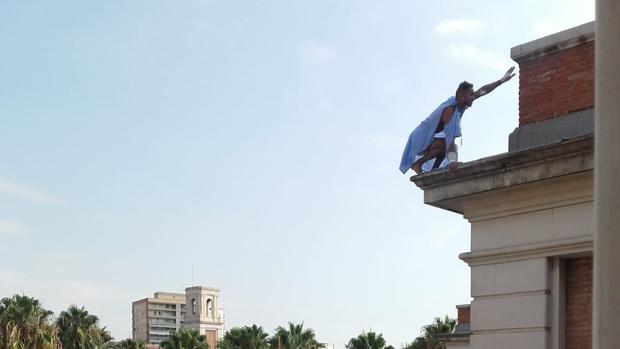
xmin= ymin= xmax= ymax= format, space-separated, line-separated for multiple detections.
xmin=183 ymin=286 xmax=225 ymax=349
xmin=414 ymin=22 xmax=596 ymax=349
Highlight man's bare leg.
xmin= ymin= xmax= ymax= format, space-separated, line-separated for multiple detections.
xmin=411 ymin=139 xmax=446 ymax=175
xmin=432 ymin=153 xmax=446 ymax=170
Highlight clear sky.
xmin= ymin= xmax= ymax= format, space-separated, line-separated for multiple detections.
xmin=0 ymin=1 xmax=594 ymax=347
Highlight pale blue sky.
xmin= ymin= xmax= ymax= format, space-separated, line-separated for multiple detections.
xmin=0 ymin=1 xmax=593 ymax=347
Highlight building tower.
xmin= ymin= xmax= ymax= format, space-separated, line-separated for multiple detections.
xmin=183 ymin=286 xmax=224 ymax=349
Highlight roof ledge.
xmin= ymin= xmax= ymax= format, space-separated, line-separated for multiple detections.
xmin=411 ymin=135 xmax=593 ymax=214
xmin=511 ymin=21 xmax=594 ymax=63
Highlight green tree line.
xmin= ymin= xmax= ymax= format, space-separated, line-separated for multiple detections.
xmin=1 ymin=294 xmax=455 ymax=349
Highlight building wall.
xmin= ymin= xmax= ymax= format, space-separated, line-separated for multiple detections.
xmin=469 ymin=258 xmax=551 ymax=349
xmin=464 ymin=177 xmax=593 ymax=349
xmin=132 ymin=300 xmax=148 ymax=342
xmin=445 ymin=342 xmax=470 ymax=349
xmin=147 ymin=299 xmax=185 ymax=344
xmin=470 ymin=201 xmax=593 ymax=251
xmin=565 ymin=257 xmax=592 ymax=349
xmin=518 ymin=41 xmax=594 ymax=125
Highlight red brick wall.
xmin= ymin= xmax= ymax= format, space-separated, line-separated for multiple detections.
xmin=457 ymin=306 xmax=470 ymax=324
xmin=518 ymin=41 xmax=594 ymax=125
xmin=565 ymin=256 xmax=593 ymax=349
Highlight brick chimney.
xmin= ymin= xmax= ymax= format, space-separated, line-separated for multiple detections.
xmin=456 ymin=304 xmax=470 ymax=325
xmin=434 ymin=304 xmax=472 ymax=345
xmin=508 ymin=22 xmax=594 ymax=151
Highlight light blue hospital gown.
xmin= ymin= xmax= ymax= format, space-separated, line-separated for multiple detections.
xmin=399 ymin=96 xmax=465 ymax=174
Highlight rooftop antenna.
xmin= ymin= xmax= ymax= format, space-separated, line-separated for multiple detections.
xmin=191 ymin=264 xmax=194 ymax=286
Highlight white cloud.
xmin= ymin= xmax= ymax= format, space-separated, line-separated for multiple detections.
xmin=435 ymin=19 xmax=485 ymax=35
xmin=298 ymin=41 xmax=334 ymax=64
xmin=0 ymin=220 xmax=30 ymax=238
xmin=445 ymin=44 xmax=510 ymax=71
xmin=0 ymin=178 xmax=61 ymax=204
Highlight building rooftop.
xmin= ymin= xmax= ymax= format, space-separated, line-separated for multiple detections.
xmin=185 ymin=286 xmax=220 ymax=292
xmin=411 ymin=135 xmax=593 ymax=214
xmin=154 ymin=292 xmax=186 ymax=299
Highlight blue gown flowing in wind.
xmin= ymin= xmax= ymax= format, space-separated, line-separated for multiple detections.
xmin=399 ymin=96 xmax=465 ymax=174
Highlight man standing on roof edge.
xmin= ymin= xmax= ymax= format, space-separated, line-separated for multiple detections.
xmin=399 ymin=66 xmax=516 ymax=175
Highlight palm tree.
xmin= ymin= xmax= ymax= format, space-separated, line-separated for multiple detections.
xmin=219 ymin=325 xmax=268 ymax=349
xmin=345 ymin=332 xmax=387 ymax=349
xmin=56 ymin=305 xmax=112 ymax=349
xmin=160 ymin=328 xmax=208 ymax=349
xmin=401 ymin=337 xmax=426 ymax=349
xmin=423 ymin=316 xmax=456 ymax=338
xmin=115 ymin=339 xmax=146 ymax=349
xmin=268 ymin=323 xmax=324 ymax=349
xmin=98 ymin=328 xmax=113 ymax=348
xmin=402 ymin=316 xmax=456 ymax=349
xmin=0 ymin=294 xmax=60 ymax=349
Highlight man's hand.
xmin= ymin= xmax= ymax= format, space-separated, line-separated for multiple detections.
xmin=500 ymin=66 xmax=516 ymax=84
xmin=475 ymin=66 xmax=517 ymax=99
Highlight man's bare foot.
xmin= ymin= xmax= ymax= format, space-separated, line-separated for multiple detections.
xmin=411 ymin=162 xmax=423 ymax=175
xmin=447 ymin=162 xmax=458 ymax=171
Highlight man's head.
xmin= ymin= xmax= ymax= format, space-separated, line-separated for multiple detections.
xmin=455 ymin=81 xmax=475 ymax=107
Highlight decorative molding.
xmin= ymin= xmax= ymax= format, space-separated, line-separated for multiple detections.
xmin=474 ymin=289 xmax=550 ymax=300
xmin=460 ymin=235 xmax=593 ymax=266
xmin=473 ymin=326 xmax=548 ymax=335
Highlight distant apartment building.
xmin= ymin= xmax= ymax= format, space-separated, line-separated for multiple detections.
xmin=132 ymin=292 xmax=187 ymax=345
xmin=132 ymin=286 xmax=224 ymax=349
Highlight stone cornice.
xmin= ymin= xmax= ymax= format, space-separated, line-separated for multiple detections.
xmin=411 ymin=135 xmax=593 ymax=215
xmin=459 ymin=235 xmax=593 ymax=266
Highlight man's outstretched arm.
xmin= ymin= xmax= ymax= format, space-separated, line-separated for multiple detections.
xmin=474 ymin=66 xmax=516 ymax=99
